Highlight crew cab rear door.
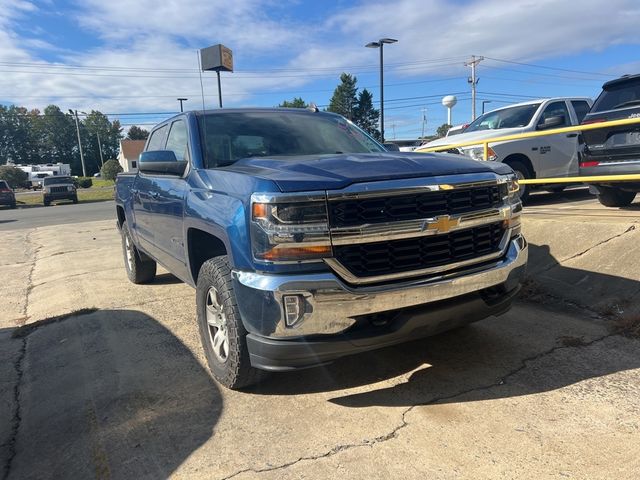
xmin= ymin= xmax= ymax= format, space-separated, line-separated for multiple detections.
xmin=536 ymin=100 xmax=579 ymax=177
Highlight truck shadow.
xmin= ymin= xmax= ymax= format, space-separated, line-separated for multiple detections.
xmin=3 ymin=309 xmax=221 ymax=479
xmin=250 ymin=243 xmax=640 ymax=408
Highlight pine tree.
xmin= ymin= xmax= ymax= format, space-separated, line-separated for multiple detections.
xmin=353 ymin=89 xmax=381 ymax=140
xmin=279 ymin=97 xmax=307 ymax=108
xmin=327 ymin=73 xmax=358 ymax=120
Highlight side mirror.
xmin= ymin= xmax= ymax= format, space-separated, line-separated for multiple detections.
xmin=139 ymin=150 xmax=188 ymax=176
xmin=538 ymin=115 xmax=564 ymax=130
xmin=383 ymin=143 xmax=400 ymax=152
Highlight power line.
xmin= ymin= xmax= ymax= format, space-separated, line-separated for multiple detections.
xmin=484 ymin=56 xmax=615 ymax=78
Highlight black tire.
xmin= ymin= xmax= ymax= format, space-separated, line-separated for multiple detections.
xmin=505 ymin=160 xmax=533 ymax=203
xmin=43 ymin=198 xmax=50 ymax=206
xmin=72 ymin=195 xmax=78 ymax=204
xmin=596 ymin=187 xmax=636 ymax=207
xmin=10 ymin=202 xmax=16 ymax=209
xmin=121 ymin=222 xmax=156 ymax=284
xmin=196 ymin=256 xmax=263 ymax=389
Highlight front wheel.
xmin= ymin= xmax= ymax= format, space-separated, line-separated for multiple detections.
xmin=596 ymin=187 xmax=636 ymax=207
xmin=72 ymin=195 xmax=78 ymax=204
xmin=121 ymin=222 xmax=156 ymax=284
xmin=196 ymin=256 xmax=263 ymax=389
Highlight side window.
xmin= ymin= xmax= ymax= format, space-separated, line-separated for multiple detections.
xmin=146 ymin=125 xmax=168 ymax=151
xmin=538 ymin=101 xmax=570 ymax=127
xmin=165 ymin=120 xmax=189 ymax=161
xmin=571 ymin=101 xmax=590 ymax=123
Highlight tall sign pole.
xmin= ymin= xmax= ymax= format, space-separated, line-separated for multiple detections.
xmin=200 ymin=44 xmax=233 ymax=109
xmin=71 ymin=110 xmax=87 ymax=177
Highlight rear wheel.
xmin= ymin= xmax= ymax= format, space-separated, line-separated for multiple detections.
xmin=43 ymin=197 xmax=50 ymax=207
xmin=10 ymin=202 xmax=16 ymax=209
xmin=196 ymin=256 xmax=263 ymax=389
xmin=505 ymin=160 xmax=533 ymax=203
xmin=596 ymin=186 xmax=636 ymax=207
xmin=121 ymin=222 xmax=156 ymax=284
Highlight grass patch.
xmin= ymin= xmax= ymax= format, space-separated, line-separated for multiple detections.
xmin=12 ymin=308 xmax=99 ymax=338
xmin=91 ymin=179 xmax=115 ymax=188
xmin=16 ymin=186 xmax=114 ymax=206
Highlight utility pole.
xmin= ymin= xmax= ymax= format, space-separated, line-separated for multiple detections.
xmin=421 ymin=107 xmax=427 ymax=138
xmin=177 ymin=98 xmax=188 ymax=112
xmin=96 ymin=132 xmax=104 ymax=167
xmin=70 ymin=109 xmax=87 ymax=177
xmin=465 ymin=55 xmax=484 ymax=121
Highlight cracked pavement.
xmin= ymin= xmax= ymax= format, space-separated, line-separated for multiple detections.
xmin=1 ymin=192 xmax=640 ymax=479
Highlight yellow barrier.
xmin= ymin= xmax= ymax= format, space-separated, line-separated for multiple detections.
xmin=416 ymin=116 xmax=640 ymax=185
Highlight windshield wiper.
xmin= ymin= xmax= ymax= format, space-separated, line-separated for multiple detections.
xmin=612 ymin=100 xmax=640 ymax=109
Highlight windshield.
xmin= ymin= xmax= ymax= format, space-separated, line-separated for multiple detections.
xmin=43 ymin=176 xmax=72 ymax=185
xmin=198 ymin=111 xmax=385 ymax=168
xmin=464 ymin=104 xmax=541 ymax=132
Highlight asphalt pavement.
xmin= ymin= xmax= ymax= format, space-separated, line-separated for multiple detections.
xmin=0 ymin=200 xmax=115 ymax=231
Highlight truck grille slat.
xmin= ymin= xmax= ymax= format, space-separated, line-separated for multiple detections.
xmin=329 ymin=185 xmax=502 ymax=227
xmin=333 ymin=222 xmax=505 ymax=278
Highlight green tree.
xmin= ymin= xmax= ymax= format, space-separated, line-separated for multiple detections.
xmin=436 ymin=123 xmax=452 ymax=138
xmin=328 ymin=73 xmax=358 ymax=120
xmin=353 ymin=89 xmax=381 ymax=140
xmin=126 ymin=125 xmax=149 ymax=141
xmin=100 ymin=159 xmax=123 ymax=180
xmin=0 ymin=165 xmax=28 ymax=188
xmin=0 ymin=106 xmax=40 ymax=165
xmin=279 ymin=97 xmax=308 ymax=108
xmin=38 ymin=105 xmax=78 ymax=169
xmin=82 ymin=111 xmax=122 ymax=174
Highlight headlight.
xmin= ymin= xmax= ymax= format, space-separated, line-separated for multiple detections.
xmin=501 ymin=174 xmax=522 ymax=236
xmin=465 ymin=146 xmax=497 ymax=162
xmin=251 ymin=194 xmax=331 ymax=263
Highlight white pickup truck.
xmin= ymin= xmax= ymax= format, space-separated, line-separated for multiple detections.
xmin=419 ymin=97 xmax=593 ymax=200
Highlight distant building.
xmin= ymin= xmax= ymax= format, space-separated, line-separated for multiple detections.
xmin=118 ymin=139 xmax=146 ymax=172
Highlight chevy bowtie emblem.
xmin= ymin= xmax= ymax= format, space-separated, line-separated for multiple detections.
xmin=421 ymin=215 xmax=460 ymax=233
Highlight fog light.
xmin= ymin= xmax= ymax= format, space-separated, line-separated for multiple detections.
xmin=283 ymin=295 xmax=304 ymax=327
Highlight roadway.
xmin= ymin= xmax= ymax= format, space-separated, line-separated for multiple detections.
xmin=0 ymin=200 xmax=116 ymax=231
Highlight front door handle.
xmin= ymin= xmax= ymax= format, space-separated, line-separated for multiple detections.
xmin=149 ymin=191 xmax=159 ymax=198
xmin=566 ymin=133 xmax=578 ymax=138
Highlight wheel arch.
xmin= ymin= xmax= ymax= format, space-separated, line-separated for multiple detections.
xmin=187 ymin=228 xmax=230 ymax=286
xmin=503 ymin=153 xmax=536 ymax=178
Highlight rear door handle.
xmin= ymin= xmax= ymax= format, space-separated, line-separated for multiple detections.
xmin=149 ymin=192 xmax=159 ymax=198
xmin=566 ymin=133 xmax=578 ymax=138
xmin=130 ymin=188 xmax=138 ymax=195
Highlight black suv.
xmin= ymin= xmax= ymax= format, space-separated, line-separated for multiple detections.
xmin=0 ymin=180 xmax=16 ymax=209
xmin=42 ymin=176 xmax=78 ymax=206
xmin=580 ymin=74 xmax=640 ymax=207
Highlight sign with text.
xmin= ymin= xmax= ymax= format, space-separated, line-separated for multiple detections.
xmin=200 ymin=44 xmax=233 ymax=72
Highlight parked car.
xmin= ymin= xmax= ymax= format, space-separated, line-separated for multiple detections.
xmin=115 ymin=108 xmax=527 ymax=390
xmin=580 ymin=74 xmax=640 ymax=207
xmin=418 ymin=97 xmax=593 ymax=201
xmin=0 ymin=180 xmax=16 ymax=209
xmin=42 ymin=176 xmax=78 ymax=206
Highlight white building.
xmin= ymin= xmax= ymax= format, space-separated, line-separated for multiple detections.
xmin=118 ymin=139 xmax=146 ymax=172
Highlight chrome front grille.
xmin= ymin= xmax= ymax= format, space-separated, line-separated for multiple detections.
xmin=50 ymin=186 xmax=68 ymax=193
xmin=325 ymin=174 xmax=513 ymax=285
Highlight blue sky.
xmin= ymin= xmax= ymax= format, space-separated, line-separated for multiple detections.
xmin=2 ymin=0 xmax=640 ymax=138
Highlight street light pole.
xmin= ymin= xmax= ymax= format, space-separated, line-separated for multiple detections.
xmin=482 ymin=100 xmax=493 ymax=115
xmin=366 ymin=38 xmax=397 ymax=143
xmin=177 ymin=98 xmax=188 ymax=112
xmin=69 ymin=109 xmax=87 ymax=177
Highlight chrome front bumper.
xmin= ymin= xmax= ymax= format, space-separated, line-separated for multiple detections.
xmin=232 ymin=235 xmax=528 ymax=339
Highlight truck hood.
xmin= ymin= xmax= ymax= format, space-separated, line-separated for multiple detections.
xmin=421 ymin=127 xmax=527 ymax=149
xmin=223 ymin=152 xmax=512 ymax=192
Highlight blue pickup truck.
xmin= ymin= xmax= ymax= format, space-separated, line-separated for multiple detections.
xmin=115 ymin=108 xmax=528 ymax=389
